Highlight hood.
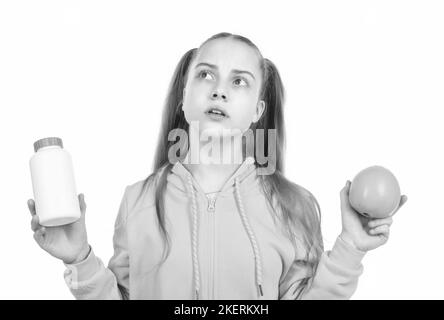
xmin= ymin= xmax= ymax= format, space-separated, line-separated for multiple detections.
xmin=168 ymin=156 xmax=258 ymax=195
xmin=167 ymin=156 xmax=265 ymax=299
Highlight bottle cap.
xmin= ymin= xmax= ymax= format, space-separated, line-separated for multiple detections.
xmin=33 ymin=137 xmax=63 ymax=152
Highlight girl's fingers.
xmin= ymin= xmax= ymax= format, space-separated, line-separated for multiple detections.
xmin=400 ymin=195 xmax=408 ymax=206
xmin=33 ymin=228 xmax=46 ymax=245
xmin=33 ymin=230 xmax=41 ymax=242
xmin=368 ymin=216 xmax=393 ymax=228
xmin=27 ymin=199 xmax=36 ymax=216
xmin=30 ymin=215 xmax=41 ymax=232
xmin=369 ymin=224 xmax=390 ymax=235
xmin=391 ymin=195 xmax=408 ymax=216
xmin=377 ymin=231 xmax=390 ymax=244
xmin=340 ymin=181 xmax=353 ymax=212
xmin=78 ymin=193 xmax=87 ymax=216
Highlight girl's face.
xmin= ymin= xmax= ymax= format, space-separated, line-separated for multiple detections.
xmin=182 ymin=38 xmax=265 ymax=136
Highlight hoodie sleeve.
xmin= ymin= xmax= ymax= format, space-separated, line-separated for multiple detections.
xmin=63 ymin=187 xmax=130 ymax=300
xmin=279 ymin=235 xmax=366 ymax=300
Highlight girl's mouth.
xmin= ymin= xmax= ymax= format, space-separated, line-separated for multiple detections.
xmin=204 ymin=106 xmax=229 ymax=121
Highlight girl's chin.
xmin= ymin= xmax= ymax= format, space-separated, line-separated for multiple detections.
xmin=186 ymin=119 xmax=246 ymax=137
xmin=198 ymin=123 xmax=245 ymax=138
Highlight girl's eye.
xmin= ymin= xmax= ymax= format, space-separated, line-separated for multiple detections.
xmin=198 ymin=70 xmax=214 ymax=80
xmin=234 ymin=78 xmax=248 ymax=86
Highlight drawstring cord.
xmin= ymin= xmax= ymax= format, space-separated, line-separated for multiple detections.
xmin=234 ymin=177 xmax=264 ymax=297
xmin=186 ymin=173 xmax=201 ymax=300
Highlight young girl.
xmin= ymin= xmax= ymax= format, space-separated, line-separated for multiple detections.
xmin=28 ymin=32 xmax=407 ymax=300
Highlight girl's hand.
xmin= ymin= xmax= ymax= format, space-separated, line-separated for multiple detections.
xmin=339 ymin=180 xmax=408 ymax=252
xmin=28 ymin=194 xmax=90 ymax=264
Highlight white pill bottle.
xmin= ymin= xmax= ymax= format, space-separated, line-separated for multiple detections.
xmin=29 ymin=137 xmax=81 ymax=226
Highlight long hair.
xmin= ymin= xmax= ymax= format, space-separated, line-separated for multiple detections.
xmin=137 ymin=32 xmax=324 ymax=285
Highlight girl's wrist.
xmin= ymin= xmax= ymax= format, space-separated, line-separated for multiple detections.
xmin=65 ymin=244 xmax=91 ymax=265
xmin=339 ymin=231 xmax=360 ymax=251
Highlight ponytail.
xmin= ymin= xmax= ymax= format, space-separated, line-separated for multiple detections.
xmin=138 ymin=48 xmax=197 ymax=264
xmin=256 ymin=58 xmax=324 ymax=287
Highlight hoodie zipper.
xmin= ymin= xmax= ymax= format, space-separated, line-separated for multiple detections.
xmin=207 ymin=195 xmax=216 ymax=212
xmin=206 ymin=193 xmax=217 ymax=300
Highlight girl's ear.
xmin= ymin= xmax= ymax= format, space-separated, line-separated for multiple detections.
xmin=253 ymin=100 xmax=266 ymax=123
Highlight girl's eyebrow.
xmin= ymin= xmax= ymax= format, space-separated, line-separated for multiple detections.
xmin=195 ymin=62 xmax=256 ymax=81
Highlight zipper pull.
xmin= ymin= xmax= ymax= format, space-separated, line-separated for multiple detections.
xmin=207 ymin=195 xmax=216 ymax=212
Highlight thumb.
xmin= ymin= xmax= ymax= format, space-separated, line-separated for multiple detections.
xmin=340 ymin=180 xmax=351 ymax=210
xmin=78 ymin=193 xmax=87 ymax=216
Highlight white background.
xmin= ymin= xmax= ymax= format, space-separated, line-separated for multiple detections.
xmin=1 ymin=0 xmax=443 ymax=299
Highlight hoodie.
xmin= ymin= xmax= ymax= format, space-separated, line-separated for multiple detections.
xmin=63 ymin=157 xmax=367 ymax=300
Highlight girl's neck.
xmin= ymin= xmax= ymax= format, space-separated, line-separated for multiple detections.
xmin=182 ymin=136 xmax=245 ymax=193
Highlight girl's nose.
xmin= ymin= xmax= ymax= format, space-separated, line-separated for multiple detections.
xmin=211 ymin=90 xmax=227 ymax=101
